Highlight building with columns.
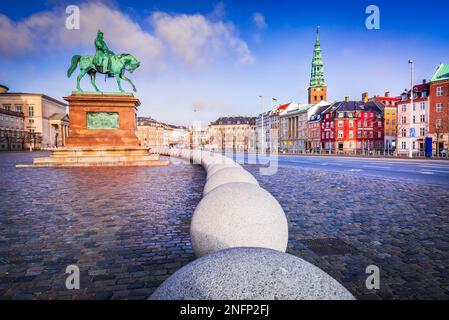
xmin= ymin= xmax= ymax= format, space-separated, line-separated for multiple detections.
xmin=308 ymin=27 xmax=327 ymax=105
xmin=0 ymin=85 xmax=69 ymax=149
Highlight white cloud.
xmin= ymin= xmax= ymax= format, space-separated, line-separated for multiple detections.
xmin=0 ymin=3 xmax=165 ymax=70
xmin=151 ymin=11 xmax=254 ymax=66
xmin=0 ymin=3 xmax=254 ymax=68
xmin=252 ymin=12 xmax=267 ymax=30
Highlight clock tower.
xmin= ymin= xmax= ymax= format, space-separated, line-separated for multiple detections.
xmin=308 ymin=27 xmax=327 ymax=104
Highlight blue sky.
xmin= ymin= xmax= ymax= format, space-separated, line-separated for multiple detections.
xmin=1 ymin=0 xmax=448 ymax=125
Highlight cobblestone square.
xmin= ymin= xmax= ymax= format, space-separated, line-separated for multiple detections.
xmin=245 ymin=164 xmax=449 ymax=299
xmin=1 ymin=152 xmax=449 ymax=299
xmin=0 ymin=152 xmax=203 ymax=300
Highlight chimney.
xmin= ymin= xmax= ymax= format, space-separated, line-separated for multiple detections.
xmin=362 ymin=92 xmax=369 ymax=102
xmin=0 ymin=84 xmax=9 ymax=94
xmin=385 ymin=91 xmax=390 ymax=97
xmin=345 ymin=96 xmax=350 ymax=102
xmin=422 ymin=79 xmax=426 ymax=84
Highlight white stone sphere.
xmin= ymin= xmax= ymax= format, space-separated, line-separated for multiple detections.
xmin=206 ymin=163 xmax=241 ymax=178
xmin=203 ymin=167 xmax=259 ymax=195
xmin=191 ymin=182 xmax=288 ymax=257
xmin=150 ymin=247 xmax=355 ymax=300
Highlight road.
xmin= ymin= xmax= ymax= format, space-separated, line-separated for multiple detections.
xmin=232 ymin=154 xmax=449 ymax=185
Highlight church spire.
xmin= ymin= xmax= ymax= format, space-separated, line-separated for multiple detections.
xmin=309 ymin=26 xmax=326 ymax=88
xmin=308 ymin=26 xmax=327 ymax=104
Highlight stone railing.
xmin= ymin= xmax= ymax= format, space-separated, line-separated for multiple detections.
xmin=148 ymin=147 xmax=355 ymax=300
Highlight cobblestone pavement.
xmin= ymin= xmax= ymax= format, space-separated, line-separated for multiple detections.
xmin=244 ymin=164 xmax=449 ymax=299
xmin=0 ymin=152 xmax=204 ymax=300
xmin=2 ymin=152 xmax=448 ymax=300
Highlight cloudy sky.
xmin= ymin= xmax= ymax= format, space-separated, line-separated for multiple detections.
xmin=1 ymin=0 xmax=448 ymax=126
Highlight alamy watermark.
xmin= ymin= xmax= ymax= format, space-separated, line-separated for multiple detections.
xmin=65 ymin=5 xmax=80 ymax=30
xmin=65 ymin=264 xmax=80 ymax=290
xmin=365 ymin=5 xmax=380 ymax=30
xmin=365 ymin=265 xmax=380 ymax=290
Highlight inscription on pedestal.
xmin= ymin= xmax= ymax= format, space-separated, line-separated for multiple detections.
xmin=87 ymin=112 xmax=119 ymax=130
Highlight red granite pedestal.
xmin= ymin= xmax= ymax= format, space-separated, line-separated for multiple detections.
xmin=18 ymin=93 xmax=168 ymax=168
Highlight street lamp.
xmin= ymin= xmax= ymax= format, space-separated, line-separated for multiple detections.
xmin=408 ymin=59 xmax=414 ymax=158
xmin=259 ymin=95 xmax=264 ymax=154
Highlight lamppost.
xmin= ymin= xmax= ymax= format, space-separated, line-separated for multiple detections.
xmin=259 ymin=95 xmax=264 ymax=154
xmin=408 ymin=59 xmax=414 ymax=158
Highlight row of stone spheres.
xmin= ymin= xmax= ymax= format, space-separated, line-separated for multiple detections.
xmin=148 ymin=147 xmax=355 ymax=300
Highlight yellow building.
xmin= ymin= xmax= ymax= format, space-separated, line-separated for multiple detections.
xmin=137 ymin=117 xmax=165 ymax=147
xmin=208 ymin=116 xmax=256 ymax=152
xmin=373 ymin=93 xmax=399 ymax=152
xmin=0 ymin=86 xmax=69 ymax=149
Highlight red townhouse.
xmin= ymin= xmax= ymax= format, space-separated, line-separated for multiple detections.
xmin=320 ymin=97 xmax=384 ymax=153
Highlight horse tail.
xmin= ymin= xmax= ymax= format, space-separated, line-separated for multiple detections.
xmin=67 ymin=55 xmax=81 ymax=78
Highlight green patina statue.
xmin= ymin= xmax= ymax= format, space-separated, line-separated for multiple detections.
xmin=67 ymin=30 xmax=140 ymax=93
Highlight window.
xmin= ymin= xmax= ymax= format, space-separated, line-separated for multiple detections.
xmin=358 ymin=121 xmax=362 ymax=127
xmin=349 ymin=120 xmax=354 ymax=127
xmin=436 ymin=103 xmax=443 ymax=112
xmin=370 ymin=131 xmax=373 ymax=138
xmin=3 ymin=104 xmax=11 ymax=111
xmin=402 ymin=129 xmax=407 ymax=137
xmin=413 ymin=116 xmax=416 ymax=124
xmin=349 ymin=130 xmax=354 ymax=138
xmin=392 ymin=110 xmax=396 ymax=115
xmin=15 ymin=105 xmax=22 ymax=113
xmin=378 ymin=131 xmax=382 ymax=138
xmin=436 ymin=86 xmax=444 ymax=97
xmin=420 ymin=128 xmax=426 ymax=136
xmin=402 ymin=141 xmax=406 ymax=149
xmin=386 ymin=119 xmax=390 ymax=125
xmin=420 ymin=102 xmax=426 ymax=110
xmin=338 ymin=121 xmax=343 ymax=127
xmin=28 ymin=119 xmax=34 ymax=124
xmin=326 ymin=132 xmax=329 ymax=139
xmin=28 ymin=106 xmax=34 ymax=117
xmin=420 ymin=115 xmax=426 ymax=123
xmin=413 ymin=103 xmax=416 ymax=111
xmin=436 ymin=119 xmax=442 ymax=129
xmin=402 ymin=116 xmax=407 ymax=124
xmin=392 ymin=120 xmax=396 ymax=125
xmin=338 ymin=113 xmax=344 ymax=118
xmin=338 ymin=130 xmax=344 ymax=138
xmin=402 ymin=105 xmax=407 ymax=112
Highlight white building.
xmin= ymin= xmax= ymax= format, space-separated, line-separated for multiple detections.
xmin=397 ymin=81 xmax=430 ymax=156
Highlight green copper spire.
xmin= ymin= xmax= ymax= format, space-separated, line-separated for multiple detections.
xmin=309 ymin=26 xmax=326 ymax=88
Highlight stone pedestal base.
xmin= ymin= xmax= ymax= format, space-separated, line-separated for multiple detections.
xmin=17 ymin=147 xmax=169 ymax=168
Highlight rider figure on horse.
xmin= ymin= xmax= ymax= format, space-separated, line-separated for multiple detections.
xmin=94 ymin=30 xmax=114 ymax=74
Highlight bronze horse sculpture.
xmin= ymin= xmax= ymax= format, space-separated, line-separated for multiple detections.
xmin=67 ymin=53 xmax=140 ymax=93
xmin=67 ymin=30 xmax=140 ymax=93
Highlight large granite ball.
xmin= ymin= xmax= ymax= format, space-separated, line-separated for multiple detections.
xmin=206 ymin=163 xmax=241 ymax=178
xmin=203 ymin=167 xmax=259 ymax=195
xmin=150 ymin=247 xmax=355 ymax=300
xmin=191 ymin=182 xmax=288 ymax=257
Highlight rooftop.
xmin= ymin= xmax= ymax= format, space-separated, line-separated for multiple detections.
xmin=0 ymin=92 xmax=67 ymax=107
xmin=210 ymin=116 xmax=256 ymax=126
xmin=431 ymin=64 xmax=449 ymax=82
